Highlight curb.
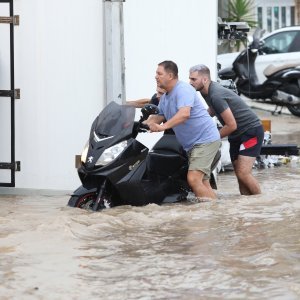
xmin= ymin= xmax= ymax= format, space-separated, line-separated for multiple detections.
xmin=242 ymin=96 xmax=291 ymax=115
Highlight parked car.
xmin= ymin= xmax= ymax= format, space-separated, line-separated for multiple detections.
xmin=217 ymin=26 xmax=300 ymax=84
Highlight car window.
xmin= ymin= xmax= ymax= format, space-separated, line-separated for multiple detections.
xmin=261 ymin=31 xmax=298 ymax=54
xmin=288 ymin=32 xmax=300 ymax=52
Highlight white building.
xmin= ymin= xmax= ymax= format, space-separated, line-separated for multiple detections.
xmin=218 ymin=0 xmax=298 ymax=32
xmin=0 ymin=0 xmax=218 ymax=192
xmin=256 ymin=0 xmax=297 ymax=31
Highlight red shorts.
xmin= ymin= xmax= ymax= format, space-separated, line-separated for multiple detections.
xmin=229 ymin=125 xmax=264 ymax=162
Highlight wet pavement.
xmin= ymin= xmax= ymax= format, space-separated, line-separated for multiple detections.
xmin=245 ymin=99 xmax=300 ymax=144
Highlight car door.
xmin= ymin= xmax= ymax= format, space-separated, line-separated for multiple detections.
xmin=255 ymin=30 xmax=300 ymax=83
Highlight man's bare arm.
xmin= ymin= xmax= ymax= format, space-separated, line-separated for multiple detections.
xmin=219 ymin=107 xmax=237 ymax=138
xmin=125 ymin=98 xmax=151 ymax=108
xmin=148 ymin=107 xmax=190 ymax=132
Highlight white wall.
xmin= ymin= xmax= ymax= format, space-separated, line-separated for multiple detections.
xmin=256 ymin=0 xmax=295 ymax=31
xmin=14 ymin=0 xmax=104 ymax=190
xmin=0 ymin=0 xmax=217 ymax=191
xmin=124 ymin=0 xmax=218 ymax=149
xmin=124 ymin=0 xmax=218 ymax=100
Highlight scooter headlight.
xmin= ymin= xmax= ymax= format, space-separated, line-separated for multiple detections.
xmin=96 ymin=141 xmax=128 ymax=166
xmin=81 ymin=142 xmax=89 ymax=163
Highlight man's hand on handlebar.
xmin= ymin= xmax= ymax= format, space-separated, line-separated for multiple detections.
xmin=148 ymin=123 xmax=165 ymax=133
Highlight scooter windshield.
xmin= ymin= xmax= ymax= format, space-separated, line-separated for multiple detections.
xmin=94 ymin=101 xmax=135 ymax=139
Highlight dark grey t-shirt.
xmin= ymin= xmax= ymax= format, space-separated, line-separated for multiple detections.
xmin=204 ymin=81 xmax=261 ymax=140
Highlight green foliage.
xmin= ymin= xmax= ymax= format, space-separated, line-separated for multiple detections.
xmin=225 ymin=0 xmax=258 ymax=51
xmin=226 ymin=0 xmax=257 ymax=27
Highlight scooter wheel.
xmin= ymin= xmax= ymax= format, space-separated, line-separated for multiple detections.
xmin=69 ymin=193 xmax=97 ymax=210
xmin=287 ymin=104 xmax=300 ymax=117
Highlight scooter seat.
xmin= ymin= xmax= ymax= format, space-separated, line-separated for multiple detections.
xmin=146 ymin=150 xmax=187 ymax=177
xmin=264 ymin=62 xmax=300 ymax=77
xmin=151 ymin=134 xmax=185 ymax=155
xmin=146 ymin=135 xmax=187 ymax=178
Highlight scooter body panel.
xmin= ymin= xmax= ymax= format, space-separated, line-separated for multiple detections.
xmin=114 ymin=134 xmax=190 ymax=206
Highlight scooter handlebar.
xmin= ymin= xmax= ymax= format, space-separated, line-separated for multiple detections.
xmin=139 ymin=123 xmax=150 ymax=132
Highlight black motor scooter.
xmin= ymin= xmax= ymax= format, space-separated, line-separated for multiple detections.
xmin=218 ymin=28 xmax=300 ymax=116
xmin=68 ymin=101 xmax=221 ymax=211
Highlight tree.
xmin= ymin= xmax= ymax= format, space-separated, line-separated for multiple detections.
xmin=222 ymin=0 xmax=257 ymax=52
xmin=226 ymin=0 xmax=257 ymax=28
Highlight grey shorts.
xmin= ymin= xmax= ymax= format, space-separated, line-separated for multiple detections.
xmin=187 ymin=140 xmax=221 ymax=180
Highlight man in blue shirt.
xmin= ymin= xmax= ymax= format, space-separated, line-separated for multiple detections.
xmin=145 ymin=60 xmax=221 ymax=200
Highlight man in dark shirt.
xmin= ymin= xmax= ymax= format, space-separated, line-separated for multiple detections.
xmin=189 ymin=64 xmax=264 ymax=195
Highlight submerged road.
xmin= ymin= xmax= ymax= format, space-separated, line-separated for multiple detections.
xmin=0 ymin=103 xmax=299 ymax=300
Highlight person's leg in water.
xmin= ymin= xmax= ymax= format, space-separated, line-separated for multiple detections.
xmin=187 ymin=170 xmax=216 ymax=199
xmin=187 ymin=141 xmax=221 ymax=200
xmin=233 ymin=155 xmax=261 ymax=195
xmin=230 ymin=126 xmax=264 ymax=195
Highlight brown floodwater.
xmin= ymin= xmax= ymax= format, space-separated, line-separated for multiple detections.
xmin=0 ymin=109 xmax=300 ymax=299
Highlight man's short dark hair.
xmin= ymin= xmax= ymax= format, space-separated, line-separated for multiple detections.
xmin=158 ymin=60 xmax=178 ymax=78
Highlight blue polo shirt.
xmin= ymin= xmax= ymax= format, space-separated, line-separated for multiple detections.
xmin=158 ymin=81 xmax=220 ymax=151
